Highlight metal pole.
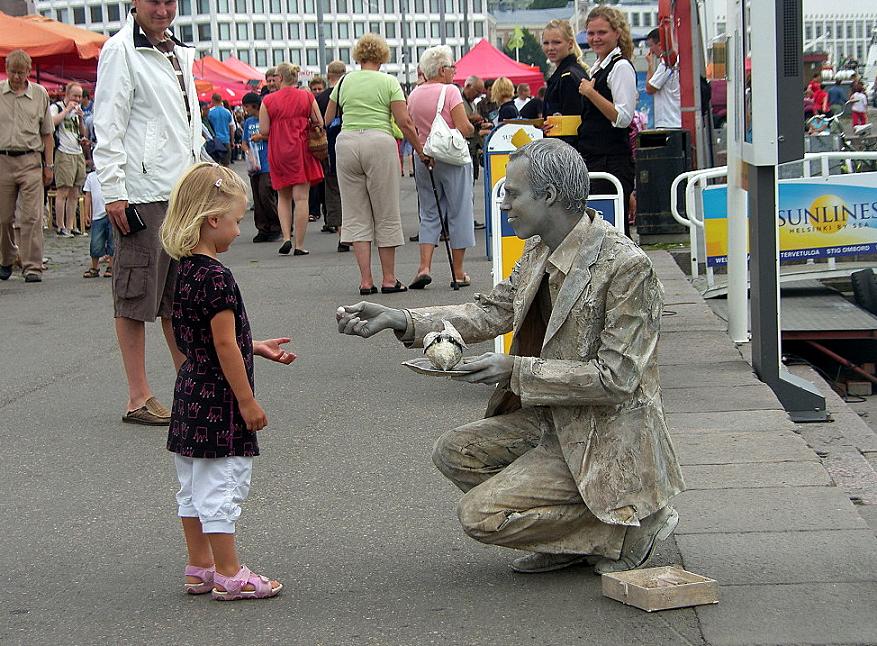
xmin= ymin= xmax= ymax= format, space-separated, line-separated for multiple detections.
xmin=316 ymin=0 xmax=327 ymax=76
xmin=439 ymin=0 xmax=446 ymax=45
xmin=461 ymin=0 xmax=470 ymax=54
xmin=401 ymin=0 xmax=411 ymax=91
xmin=725 ymin=1 xmax=748 ymax=344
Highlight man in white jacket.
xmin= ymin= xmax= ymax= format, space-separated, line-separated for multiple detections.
xmin=93 ymin=0 xmax=201 ymax=425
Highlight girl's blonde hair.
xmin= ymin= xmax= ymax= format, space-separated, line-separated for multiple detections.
xmin=276 ymin=62 xmax=301 ymax=86
xmin=586 ymin=5 xmax=634 ymax=61
xmin=542 ymin=19 xmax=585 ymax=67
xmin=491 ymin=76 xmax=515 ymax=104
xmin=160 ymin=163 xmax=249 ymax=260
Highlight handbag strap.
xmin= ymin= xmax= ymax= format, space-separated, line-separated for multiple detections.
xmin=433 ymin=84 xmax=448 ymax=119
xmin=335 ymin=73 xmax=347 ymax=118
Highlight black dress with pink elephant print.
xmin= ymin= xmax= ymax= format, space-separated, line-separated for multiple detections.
xmin=168 ymin=254 xmax=259 ymax=458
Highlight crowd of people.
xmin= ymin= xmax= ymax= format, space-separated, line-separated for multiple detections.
xmin=804 ymin=73 xmax=872 ymax=135
xmin=0 ymin=0 xmax=692 ymax=597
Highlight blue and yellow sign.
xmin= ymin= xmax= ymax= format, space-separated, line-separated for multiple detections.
xmin=702 ymin=173 xmax=877 ymax=266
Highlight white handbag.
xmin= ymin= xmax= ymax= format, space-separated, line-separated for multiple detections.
xmin=423 ymin=84 xmax=472 ymax=166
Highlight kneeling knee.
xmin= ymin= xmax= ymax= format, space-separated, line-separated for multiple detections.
xmin=456 ymin=489 xmax=492 ymax=541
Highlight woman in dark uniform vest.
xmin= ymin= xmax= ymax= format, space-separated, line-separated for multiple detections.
xmin=575 ymin=6 xmax=637 ymax=236
xmin=540 ymin=19 xmax=589 ymax=147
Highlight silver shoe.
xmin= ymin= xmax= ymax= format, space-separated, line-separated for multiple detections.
xmin=510 ymin=552 xmax=597 ymax=574
xmin=593 ymin=506 xmax=679 ymax=575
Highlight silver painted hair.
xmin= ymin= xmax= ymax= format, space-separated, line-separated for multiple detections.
xmin=419 ymin=45 xmax=454 ymax=80
xmin=510 ymin=139 xmax=590 ymax=214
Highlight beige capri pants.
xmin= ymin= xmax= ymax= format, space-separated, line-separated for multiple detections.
xmin=336 ymin=129 xmax=404 ymax=247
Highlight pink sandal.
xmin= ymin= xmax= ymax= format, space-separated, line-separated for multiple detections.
xmin=184 ymin=564 xmax=215 ymax=595
xmin=211 ymin=565 xmax=282 ymax=601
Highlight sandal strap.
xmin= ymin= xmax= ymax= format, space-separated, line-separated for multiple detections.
xmin=214 ymin=565 xmax=274 ymax=596
xmin=185 ymin=564 xmax=215 ymax=581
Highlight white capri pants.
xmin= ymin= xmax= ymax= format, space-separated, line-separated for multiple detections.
xmin=174 ymin=455 xmax=253 ymax=534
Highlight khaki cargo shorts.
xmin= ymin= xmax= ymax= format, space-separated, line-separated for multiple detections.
xmin=54 ymin=150 xmax=86 ymax=188
xmin=112 ymin=201 xmax=177 ymax=322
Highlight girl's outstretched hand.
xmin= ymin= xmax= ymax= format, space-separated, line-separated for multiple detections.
xmin=255 ymin=338 xmax=297 ymax=364
xmin=240 ymin=398 xmax=268 ymax=431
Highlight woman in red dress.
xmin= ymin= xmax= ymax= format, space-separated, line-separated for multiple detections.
xmin=258 ymin=62 xmax=324 ymax=255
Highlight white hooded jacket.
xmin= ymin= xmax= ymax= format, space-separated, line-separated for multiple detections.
xmin=93 ymin=12 xmax=202 ymax=205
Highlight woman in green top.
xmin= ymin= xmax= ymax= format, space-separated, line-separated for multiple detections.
xmin=324 ymin=33 xmax=426 ymax=295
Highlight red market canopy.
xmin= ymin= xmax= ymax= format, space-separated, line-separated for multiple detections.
xmin=221 ymin=56 xmax=264 ymax=82
xmin=194 ymin=56 xmax=255 ymax=84
xmin=197 ymin=79 xmax=250 ymax=106
xmin=453 ymin=39 xmax=544 ymax=94
xmin=18 ymin=14 xmax=107 ymax=60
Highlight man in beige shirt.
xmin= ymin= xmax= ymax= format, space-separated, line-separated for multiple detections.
xmin=0 ymin=49 xmax=54 ymax=283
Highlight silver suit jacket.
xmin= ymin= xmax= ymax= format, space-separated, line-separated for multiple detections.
xmin=404 ymin=215 xmax=685 ymax=526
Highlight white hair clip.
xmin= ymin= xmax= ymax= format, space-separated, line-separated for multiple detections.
xmin=214 ymin=178 xmax=223 ymax=188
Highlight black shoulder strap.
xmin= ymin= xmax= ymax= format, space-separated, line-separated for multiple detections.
xmin=336 ymin=73 xmax=347 ymax=118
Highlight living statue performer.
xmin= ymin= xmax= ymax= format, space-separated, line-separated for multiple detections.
xmin=336 ymin=138 xmax=685 ymax=574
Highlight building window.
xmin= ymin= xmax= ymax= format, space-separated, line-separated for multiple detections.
xmin=220 ymin=48 xmax=232 ymax=58
xmin=179 ymin=0 xmax=191 ymax=14
xmin=417 ymin=45 xmax=426 ymax=60
xmin=306 ymin=48 xmax=318 ymax=65
xmin=287 ymin=0 xmax=298 ymax=10
xmin=180 ymin=24 xmax=194 ymax=41
xmin=253 ymin=0 xmax=264 ymax=11
xmin=73 ymin=7 xmax=85 ymax=24
xmin=339 ymin=47 xmax=351 ymax=63
xmin=368 ymin=0 xmax=379 ymax=12
xmin=444 ymin=0 xmax=452 ymax=12
xmin=473 ymin=0 xmax=481 ymax=12
xmin=198 ymin=23 xmax=212 ymax=40
xmin=254 ymin=23 xmax=266 ymax=39
xmin=385 ymin=22 xmax=396 ymax=38
xmin=385 ymin=0 xmax=394 ymax=12
xmin=336 ymin=0 xmax=347 ymax=11
xmin=90 ymin=5 xmax=104 ymax=22
xmin=217 ymin=0 xmax=229 ymax=10
xmin=415 ymin=22 xmax=425 ymax=38
xmin=354 ymin=22 xmax=365 ymax=37
xmin=630 ymin=13 xmax=640 ymax=27
xmin=353 ymin=0 xmax=364 ymax=12
xmin=304 ymin=0 xmax=315 ymax=11
xmin=197 ymin=0 xmax=210 ymax=13
xmin=289 ymin=23 xmax=300 ymax=38
xmin=369 ymin=21 xmax=381 ymax=34
xmin=338 ymin=22 xmax=349 ymax=38
xmin=805 ymin=24 xmax=812 ymax=41
xmin=446 ymin=21 xmax=455 ymax=37
xmin=55 ymin=8 xmax=68 ymax=22
xmin=271 ymin=0 xmax=283 ymax=11
xmin=272 ymin=23 xmax=284 ymax=39
xmin=272 ymin=48 xmax=285 ymax=64
xmin=236 ymin=22 xmax=249 ymax=39
xmin=219 ymin=22 xmax=231 ymax=39
xmin=429 ymin=0 xmax=438 ymax=12
xmin=430 ymin=22 xmax=440 ymax=38
xmin=255 ymin=49 xmax=268 ymax=66
xmin=235 ymin=0 xmax=247 ymax=11
xmin=643 ymin=12 xmax=652 ymax=27
xmin=238 ymin=49 xmax=251 ymax=62
xmin=847 ymin=22 xmax=854 ymax=39
xmin=474 ymin=21 xmax=482 ymax=37
xmin=305 ymin=22 xmax=317 ymax=39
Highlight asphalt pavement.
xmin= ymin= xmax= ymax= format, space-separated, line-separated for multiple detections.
xmin=1 ymin=168 xmax=875 ymax=645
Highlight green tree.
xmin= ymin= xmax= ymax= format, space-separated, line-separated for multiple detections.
xmin=504 ymin=28 xmax=550 ymax=75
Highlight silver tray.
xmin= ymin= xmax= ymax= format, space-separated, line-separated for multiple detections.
xmin=402 ymin=356 xmax=469 ymax=377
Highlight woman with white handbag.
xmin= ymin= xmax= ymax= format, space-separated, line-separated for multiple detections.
xmin=406 ymin=45 xmax=476 ymax=289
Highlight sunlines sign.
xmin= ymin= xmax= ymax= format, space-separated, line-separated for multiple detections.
xmin=702 ymin=173 xmax=877 ymax=266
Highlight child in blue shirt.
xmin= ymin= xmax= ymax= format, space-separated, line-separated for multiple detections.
xmin=241 ymin=93 xmax=282 ymax=243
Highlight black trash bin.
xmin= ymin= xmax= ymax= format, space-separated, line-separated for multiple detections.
xmin=635 ymin=129 xmax=691 ymax=236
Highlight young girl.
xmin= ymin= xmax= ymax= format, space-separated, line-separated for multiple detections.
xmin=160 ymin=162 xmax=295 ymax=601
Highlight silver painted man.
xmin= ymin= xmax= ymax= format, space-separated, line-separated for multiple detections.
xmin=337 ymin=138 xmax=684 ymax=574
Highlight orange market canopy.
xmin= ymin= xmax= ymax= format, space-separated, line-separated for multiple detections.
xmin=0 ymin=11 xmax=106 ymax=61
xmin=453 ymin=39 xmax=544 ymax=94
